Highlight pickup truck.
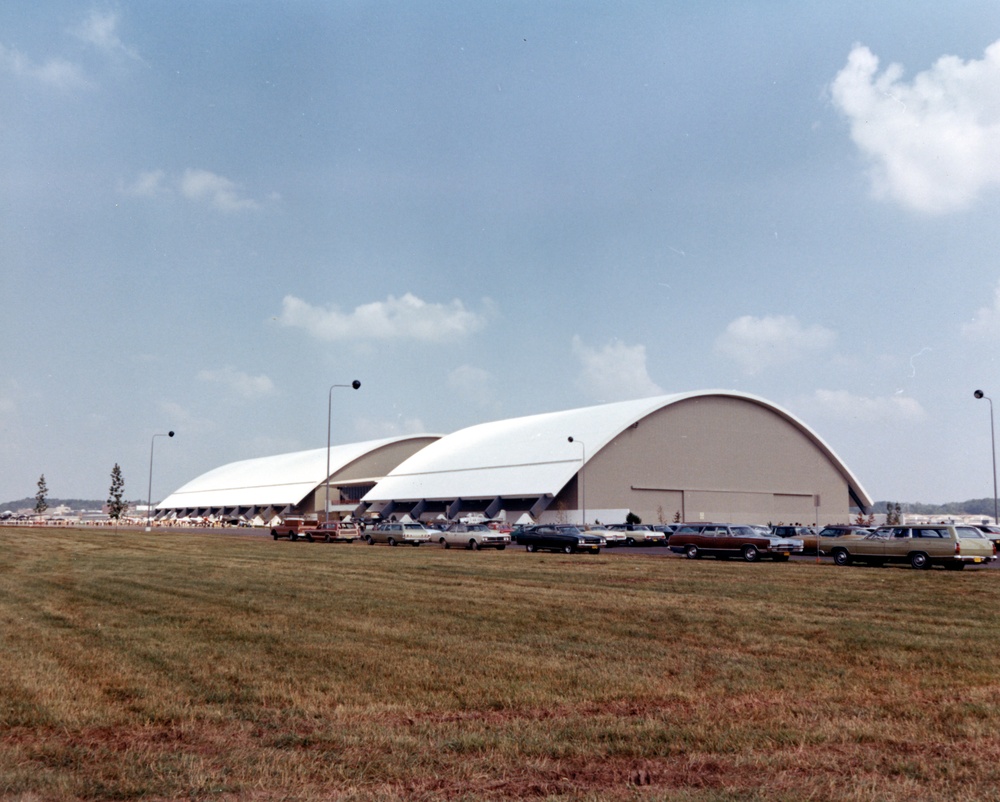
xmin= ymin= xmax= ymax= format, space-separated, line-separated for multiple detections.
xmin=270 ymin=518 xmax=318 ymax=541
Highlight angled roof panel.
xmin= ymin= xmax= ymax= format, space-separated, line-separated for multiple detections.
xmin=157 ymin=435 xmax=439 ymax=510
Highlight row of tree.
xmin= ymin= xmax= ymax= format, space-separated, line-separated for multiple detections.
xmin=32 ymin=465 xmax=130 ymax=522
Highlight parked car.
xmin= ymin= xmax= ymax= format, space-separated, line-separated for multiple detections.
xmin=366 ymin=521 xmax=433 ymax=546
xmin=581 ymin=524 xmax=627 ymax=547
xmin=668 ymin=523 xmax=803 ymax=562
xmin=974 ymin=523 xmax=1000 ymax=550
xmin=824 ymin=524 xmax=996 ymax=569
xmin=311 ymin=520 xmax=361 ymax=543
xmin=436 ymin=522 xmax=510 ymax=550
xmin=772 ymin=525 xmax=819 ymax=553
xmin=271 ymin=517 xmax=319 ymax=541
xmin=515 ymin=525 xmax=605 ymax=554
xmin=605 ymin=524 xmax=667 ymax=546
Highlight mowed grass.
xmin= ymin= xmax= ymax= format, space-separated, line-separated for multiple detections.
xmin=1 ymin=529 xmax=1000 ymax=800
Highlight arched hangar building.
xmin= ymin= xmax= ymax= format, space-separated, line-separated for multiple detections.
xmin=156 ymin=391 xmax=871 ymax=527
xmin=360 ymin=391 xmax=871 ymax=526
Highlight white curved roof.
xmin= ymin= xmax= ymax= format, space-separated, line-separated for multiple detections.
xmin=362 ymin=391 xmax=871 ymax=505
xmin=158 ymin=435 xmax=437 ymax=510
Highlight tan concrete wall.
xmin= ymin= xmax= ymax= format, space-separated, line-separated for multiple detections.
xmin=560 ymin=396 xmax=855 ymax=526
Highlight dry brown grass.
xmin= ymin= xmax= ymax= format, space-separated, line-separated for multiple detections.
xmin=1 ymin=526 xmax=999 ymax=800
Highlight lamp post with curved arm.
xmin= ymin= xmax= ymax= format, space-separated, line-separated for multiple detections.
xmin=974 ymin=390 xmax=998 ymax=525
xmin=326 ymin=380 xmax=361 ymax=524
xmin=568 ymin=436 xmax=586 ymax=526
xmin=146 ymin=430 xmax=175 ymax=531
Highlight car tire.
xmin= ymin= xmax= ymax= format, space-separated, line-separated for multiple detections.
xmin=910 ymin=551 xmax=930 ymax=570
xmin=497 ymin=545 xmax=506 ymax=551
xmin=388 ymin=537 xmax=397 ymax=547
xmin=685 ymin=545 xmax=699 ymax=560
xmin=365 ymin=535 xmax=374 ymax=545
xmin=469 ymin=539 xmax=480 ymax=551
xmin=626 ymin=537 xmax=636 ymax=547
xmin=832 ymin=549 xmax=851 ymax=566
xmin=271 ymin=529 xmax=279 ymax=540
xmin=441 ymin=538 xmax=449 ymax=549
xmin=324 ymin=533 xmax=331 ymax=543
xmin=288 ymin=532 xmax=297 ymax=542
xmin=742 ymin=545 xmax=759 ymax=563
xmin=563 ymin=544 xmax=573 ymax=554
xmin=526 ymin=543 xmax=537 ymax=553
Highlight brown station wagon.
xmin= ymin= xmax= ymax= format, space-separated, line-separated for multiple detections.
xmin=668 ymin=523 xmax=803 ymax=562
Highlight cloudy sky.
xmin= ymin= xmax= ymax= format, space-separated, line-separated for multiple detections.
xmin=3 ymin=1 xmax=1000 ymax=507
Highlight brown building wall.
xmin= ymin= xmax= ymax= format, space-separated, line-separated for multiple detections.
xmin=558 ymin=396 xmax=854 ymax=526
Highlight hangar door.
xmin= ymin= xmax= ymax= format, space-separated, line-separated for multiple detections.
xmin=682 ymin=490 xmax=816 ymax=524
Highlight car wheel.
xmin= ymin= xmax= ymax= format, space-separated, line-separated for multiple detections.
xmin=271 ymin=529 xmax=279 ymax=540
xmin=365 ymin=535 xmax=374 ymax=545
xmin=288 ymin=532 xmax=297 ymax=542
xmin=469 ymin=539 xmax=480 ymax=551
xmin=441 ymin=538 xmax=449 ymax=549
xmin=832 ymin=549 xmax=851 ymax=566
xmin=388 ymin=537 xmax=397 ymax=547
xmin=324 ymin=533 xmax=332 ymax=543
xmin=684 ymin=545 xmax=699 ymax=560
xmin=563 ymin=544 xmax=574 ymax=554
xmin=626 ymin=537 xmax=636 ymax=547
xmin=910 ymin=551 xmax=930 ymax=570
xmin=526 ymin=543 xmax=537 ymax=553
xmin=497 ymin=545 xmax=506 ymax=551
xmin=742 ymin=545 xmax=759 ymax=563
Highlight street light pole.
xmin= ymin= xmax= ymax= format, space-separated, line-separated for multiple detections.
xmin=568 ymin=436 xmax=586 ymax=526
xmin=146 ymin=431 xmax=175 ymax=531
xmin=974 ymin=390 xmax=999 ymax=525
xmin=326 ymin=380 xmax=361 ymax=524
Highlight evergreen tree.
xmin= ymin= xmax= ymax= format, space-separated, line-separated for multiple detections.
xmin=107 ymin=464 xmax=127 ymax=524
xmin=35 ymin=474 xmax=48 ymax=517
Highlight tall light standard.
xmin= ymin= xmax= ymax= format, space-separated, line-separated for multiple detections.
xmin=974 ymin=390 xmax=998 ymax=524
xmin=326 ymin=380 xmax=361 ymax=524
xmin=146 ymin=430 xmax=175 ymax=531
xmin=568 ymin=436 xmax=586 ymax=526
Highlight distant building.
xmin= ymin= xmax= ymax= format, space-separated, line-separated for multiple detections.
xmin=156 ymin=392 xmax=870 ymax=527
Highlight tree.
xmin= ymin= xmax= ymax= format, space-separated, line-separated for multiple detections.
xmin=35 ymin=474 xmax=48 ymax=517
xmin=107 ymin=464 xmax=127 ymax=524
xmin=625 ymin=511 xmax=642 ymax=525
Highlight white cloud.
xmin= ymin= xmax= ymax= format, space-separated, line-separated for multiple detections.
xmin=802 ymin=389 xmax=926 ymax=424
xmin=277 ymin=293 xmax=491 ymax=343
xmin=962 ymin=280 xmax=1000 ymax=340
xmin=179 ymin=168 xmax=260 ymax=212
xmin=447 ymin=365 xmax=500 ymax=410
xmin=72 ymin=10 xmax=142 ymax=62
xmin=197 ymin=367 xmax=275 ymax=399
xmin=121 ymin=170 xmax=167 ymax=198
xmin=831 ymin=41 xmax=1000 ymax=214
xmin=120 ymin=168 xmax=263 ymax=211
xmin=572 ymin=336 xmax=663 ymax=402
xmin=0 ymin=44 xmax=90 ymax=90
xmin=354 ymin=416 xmax=429 ymax=439
xmin=715 ymin=315 xmax=835 ymax=375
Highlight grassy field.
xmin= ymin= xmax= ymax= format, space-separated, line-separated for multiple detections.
xmin=1 ymin=528 xmax=1000 ymax=801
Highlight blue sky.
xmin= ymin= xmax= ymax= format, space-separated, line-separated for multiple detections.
xmin=4 ymin=1 xmax=1000 ymax=506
